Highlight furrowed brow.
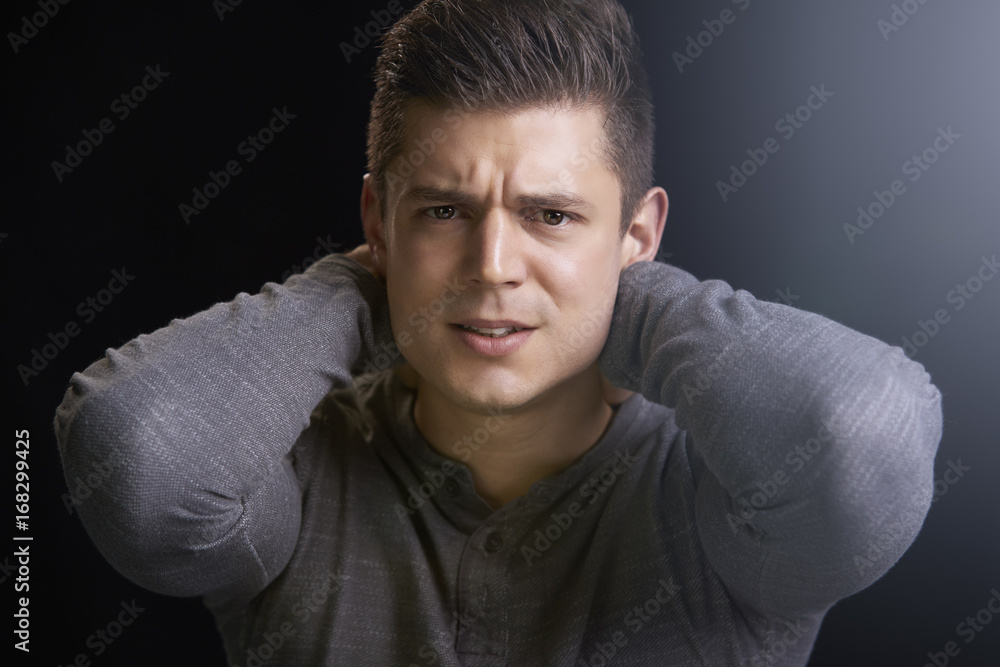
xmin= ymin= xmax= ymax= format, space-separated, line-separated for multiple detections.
xmin=515 ymin=192 xmax=596 ymax=211
xmin=403 ymin=185 xmax=595 ymax=211
xmin=403 ymin=185 xmax=476 ymax=205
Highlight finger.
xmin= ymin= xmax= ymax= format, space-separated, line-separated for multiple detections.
xmin=600 ymin=371 xmax=636 ymax=406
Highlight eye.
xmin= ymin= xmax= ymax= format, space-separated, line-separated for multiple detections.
xmin=533 ymin=209 xmax=574 ymax=227
xmin=427 ymin=206 xmax=458 ymax=220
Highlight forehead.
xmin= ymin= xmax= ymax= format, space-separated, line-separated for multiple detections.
xmin=392 ymin=101 xmax=616 ymax=201
xmin=404 ymin=99 xmax=606 ymax=138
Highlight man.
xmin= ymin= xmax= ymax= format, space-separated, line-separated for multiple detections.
xmin=54 ymin=1 xmax=943 ymax=665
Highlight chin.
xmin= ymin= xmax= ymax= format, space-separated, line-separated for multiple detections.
xmin=428 ymin=363 xmax=545 ymax=413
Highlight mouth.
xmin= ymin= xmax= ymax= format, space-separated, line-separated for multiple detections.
xmin=450 ymin=320 xmax=536 ymax=338
xmin=450 ymin=322 xmax=536 ymax=356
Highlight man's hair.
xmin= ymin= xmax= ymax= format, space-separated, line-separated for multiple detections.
xmin=365 ymin=0 xmax=655 ymax=240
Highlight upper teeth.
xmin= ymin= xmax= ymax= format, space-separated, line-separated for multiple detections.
xmin=462 ymin=325 xmax=524 ymax=336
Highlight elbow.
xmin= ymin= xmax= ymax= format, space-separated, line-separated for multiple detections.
xmin=823 ymin=344 xmax=944 ymax=492
xmin=55 ymin=367 xmax=251 ymax=596
xmin=806 ymin=348 xmax=944 ymax=595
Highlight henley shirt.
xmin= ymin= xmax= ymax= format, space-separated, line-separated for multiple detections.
xmin=54 ymin=254 xmax=943 ymax=666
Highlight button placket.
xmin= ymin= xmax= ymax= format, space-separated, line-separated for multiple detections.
xmin=455 ymin=523 xmax=510 ymax=657
xmin=483 ymin=530 xmax=503 ymax=553
xmin=529 ymin=483 xmax=552 ymax=505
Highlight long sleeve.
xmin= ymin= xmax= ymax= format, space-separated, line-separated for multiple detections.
xmin=599 ymin=260 xmax=944 ymax=618
xmin=53 ymin=254 xmax=395 ymax=601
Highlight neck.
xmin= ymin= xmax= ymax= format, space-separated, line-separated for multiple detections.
xmin=412 ymin=363 xmax=616 ymax=510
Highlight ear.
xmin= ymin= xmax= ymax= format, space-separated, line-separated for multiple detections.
xmin=361 ymin=173 xmax=389 ymax=276
xmin=619 ymin=186 xmax=668 ymax=270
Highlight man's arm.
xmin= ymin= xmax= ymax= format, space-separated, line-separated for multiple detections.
xmin=599 ymin=260 xmax=943 ymax=618
xmin=53 ymin=253 xmax=394 ymax=601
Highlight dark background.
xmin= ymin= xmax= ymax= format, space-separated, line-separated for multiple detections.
xmin=3 ymin=0 xmax=998 ymax=665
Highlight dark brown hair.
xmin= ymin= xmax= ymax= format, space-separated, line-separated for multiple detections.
xmin=365 ymin=0 xmax=655 ymax=239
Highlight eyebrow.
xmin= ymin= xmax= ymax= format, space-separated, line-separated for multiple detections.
xmin=402 ymin=185 xmax=596 ymax=212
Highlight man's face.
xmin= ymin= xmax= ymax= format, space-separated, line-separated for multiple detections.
xmin=375 ymin=102 xmax=632 ymax=413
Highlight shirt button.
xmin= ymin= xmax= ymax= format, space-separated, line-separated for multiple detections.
xmin=444 ymin=479 xmax=460 ymax=497
xmin=530 ymin=485 xmax=551 ymax=501
xmin=484 ymin=531 xmax=503 ymax=553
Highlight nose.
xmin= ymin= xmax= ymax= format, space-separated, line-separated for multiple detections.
xmin=464 ymin=209 xmax=526 ymax=289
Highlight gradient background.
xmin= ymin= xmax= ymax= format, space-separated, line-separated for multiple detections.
xmin=3 ymin=0 xmax=998 ymax=665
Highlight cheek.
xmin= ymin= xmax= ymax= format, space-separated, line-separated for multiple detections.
xmin=544 ymin=257 xmax=619 ymax=340
xmin=386 ymin=284 xmax=409 ymax=335
xmin=384 ymin=237 xmax=421 ymax=317
xmin=388 ymin=279 xmax=428 ymax=332
xmin=386 ymin=261 xmax=454 ymax=342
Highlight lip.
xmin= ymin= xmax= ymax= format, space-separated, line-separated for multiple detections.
xmin=453 ymin=319 xmax=535 ymax=330
xmin=450 ymin=324 xmax=535 ymax=357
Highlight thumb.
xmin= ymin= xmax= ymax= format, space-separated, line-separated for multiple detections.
xmin=600 ymin=369 xmax=636 ymax=406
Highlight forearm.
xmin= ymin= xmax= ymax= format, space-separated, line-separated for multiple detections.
xmin=600 ymin=260 xmax=943 ymax=611
xmin=53 ymin=254 xmax=394 ymax=598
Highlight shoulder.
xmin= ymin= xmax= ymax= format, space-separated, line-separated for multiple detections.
xmin=290 ymin=370 xmax=396 ymax=483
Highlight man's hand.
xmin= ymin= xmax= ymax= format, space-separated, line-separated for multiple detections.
xmin=344 ymin=243 xmax=386 ymax=287
xmin=601 ymin=372 xmax=636 ymax=407
xmin=344 ymin=243 xmax=420 ymax=387
xmin=598 ymin=270 xmax=643 ymax=406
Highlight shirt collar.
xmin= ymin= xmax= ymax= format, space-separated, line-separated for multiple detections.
xmin=369 ymin=369 xmax=656 ymax=527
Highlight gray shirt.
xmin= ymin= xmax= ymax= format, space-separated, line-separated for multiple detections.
xmin=54 ymin=254 xmax=943 ymax=666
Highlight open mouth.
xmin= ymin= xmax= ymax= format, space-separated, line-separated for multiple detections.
xmin=456 ymin=324 xmax=529 ymax=338
xmin=449 ymin=323 xmax=537 ymax=356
